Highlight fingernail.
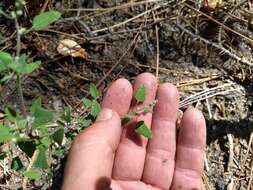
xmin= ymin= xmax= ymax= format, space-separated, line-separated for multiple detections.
xmin=96 ymin=108 xmax=113 ymax=122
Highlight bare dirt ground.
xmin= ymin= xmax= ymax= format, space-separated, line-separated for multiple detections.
xmin=0 ymin=0 xmax=253 ymax=189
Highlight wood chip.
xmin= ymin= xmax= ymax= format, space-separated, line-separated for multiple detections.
xmin=57 ymin=39 xmax=87 ymax=59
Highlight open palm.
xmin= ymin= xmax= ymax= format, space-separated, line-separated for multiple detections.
xmin=61 ymin=73 xmax=206 ymax=190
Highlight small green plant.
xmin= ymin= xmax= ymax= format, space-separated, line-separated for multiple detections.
xmin=0 ymin=0 xmax=61 ymax=115
xmin=122 ymin=85 xmax=157 ymax=139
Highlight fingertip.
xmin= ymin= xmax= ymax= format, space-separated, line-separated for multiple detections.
xmin=158 ymin=83 xmax=179 ymax=102
xmin=179 ymin=107 xmax=206 ymax=148
xmin=135 ymin=73 xmax=157 ymax=88
xmin=102 ymin=78 xmax=133 ymax=116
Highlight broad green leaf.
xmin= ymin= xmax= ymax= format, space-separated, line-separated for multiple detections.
xmin=0 ymin=51 xmax=13 ymax=71
xmin=77 ymin=117 xmax=91 ymax=128
xmin=24 ymin=170 xmax=41 ymax=180
xmin=40 ymin=137 xmax=51 ymax=147
xmin=1 ymin=74 xmax=12 ymax=83
xmin=0 ymin=124 xmax=14 ymax=143
xmin=90 ymin=83 xmax=100 ymax=99
xmin=32 ymin=105 xmax=53 ymax=129
xmin=25 ymin=61 xmax=41 ymax=73
xmin=5 ymin=107 xmax=19 ymax=122
xmin=51 ymin=127 xmax=64 ymax=145
xmin=9 ymin=55 xmax=40 ymax=74
xmin=135 ymin=85 xmax=146 ymax=103
xmin=11 ymin=156 xmax=23 ymax=171
xmin=30 ymin=98 xmax=42 ymax=113
xmin=121 ymin=112 xmax=137 ymax=125
xmin=91 ymin=100 xmax=101 ymax=117
xmin=135 ymin=121 xmax=152 ymax=138
xmin=82 ymin=97 xmax=92 ymax=108
xmin=61 ymin=107 xmax=71 ymax=124
xmin=16 ymin=119 xmax=27 ymax=129
xmin=34 ymin=148 xmax=49 ymax=169
xmin=18 ymin=141 xmax=36 ymax=157
xmin=32 ymin=11 xmax=61 ymax=31
xmin=37 ymin=125 xmax=49 ymax=135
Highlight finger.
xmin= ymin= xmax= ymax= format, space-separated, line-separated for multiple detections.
xmin=62 ymin=108 xmax=121 ymax=190
xmin=142 ymin=83 xmax=179 ymax=189
xmin=113 ymin=73 xmax=158 ymax=180
xmin=171 ymin=107 xmax=206 ymax=190
xmin=102 ymin=78 xmax=133 ymax=117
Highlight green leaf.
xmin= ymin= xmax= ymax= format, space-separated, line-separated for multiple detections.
xmin=32 ymin=105 xmax=54 ymax=129
xmin=51 ymin=127 xmax=64 ymax=145
xmin=90 ymin=83 xmax=100 ymax=99
xmin=32 ymin=10 xmax=61 ymax=31
xmin=37 ymin=125 xmax=49 ymax=135
xmin=143 ymin=107 xmax=153 ymax=113
xmin=82 ymin=97 xmax=92 ymax=108
xmin=5 ymin=107 xmax=19 ymax=122
xmin=40 ymin=137 xmax=51 ymax=147
xmin=9 ymin=55 xmax=40 ymax=74
xmin=61 ymin=107 xmax=71 ymax=124
xmin=121 ymin=112 xmax=137 ymax=125
xmin=77 ymin=117 xmax=92 ymax=128
xmin=11 ymin=156 xmax=23 ymax=171
xmin=135 ymin=121 xmax=152 ymax=138
xmin=16 ymin=119 xmax=27 ymax=129
xmin=0 ymin=51 xmax=13 ymax=71
xmin=18 ymin=141 xmax=36 ymax=158
xmin=24 ymin=170 xmax=41 ymax=180
xmin=1 ymin=74 xmax=13 ymax=83
xmin=30 ymin=98 xmax=42 ymax=113
xmin=135 ymin=85 xmax=146 ymax=104
xmin=34 ymin=148 xmax=49 ymax=169
xmin=91 ymin=100 xmax=101 ymax=117
xmin=0 ymin=124 xmax=14 ymax=143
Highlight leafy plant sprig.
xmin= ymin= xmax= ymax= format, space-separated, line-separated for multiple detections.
xmin=122 ymin=85 xmax=157 ymax=139
xmin=0 ymin=1 xmax=61 ymax=116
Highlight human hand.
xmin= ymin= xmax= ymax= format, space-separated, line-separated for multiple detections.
xmin=61 ymin=73 xmax=206 ymax=190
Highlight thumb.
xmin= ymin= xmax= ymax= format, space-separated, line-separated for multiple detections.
xmin=62 ymin=108 xmax=122 ymax=190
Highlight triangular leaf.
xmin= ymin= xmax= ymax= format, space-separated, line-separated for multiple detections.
xmin=61 ymin=107 xmax=71 ymax=124
xmin=77 ymin=117 xmax=92 ymax=128
xmin=32 ymin=11 xmax=61 ymax=31
xmin=32 ymin=105 xmax=53 ymax=129
xmin=135 ymin=85 xmax=146 ymax=104
xmin=9 ymin=55 xmax=40 ymax=74
xmin=90 ymin=83 xmax=100 ymax=99
xmin=135 ymin=121 xmax=152 ymax=138
xmin=91 ymin=100 xmax=101 ymax=117
xmin=0 ymin=124 xmax=14 ymax=143
xmin=4 ymin=107 xmax=19 ymax=122
xmin=18 ymin=141 xmax=36 ymax=158
xmin=34 ymin=148 xmax=49 ymax=169
xmin=51 ymin=127 xmax=64 ymax=145
xmin=82 ymin=97 xmax=92 ymax=108
xmin=0 ymin=51 xmax=13 ymax=71
xmin=11 ymin=156 xmax=23 ymax=171
xmin=24 ymin=170 xmax=41 ymax=180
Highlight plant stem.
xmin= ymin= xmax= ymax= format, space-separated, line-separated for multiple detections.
xmin=15 ymin=18 xmax=27 ymax=116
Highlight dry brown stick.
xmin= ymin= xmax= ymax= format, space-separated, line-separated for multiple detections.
xmin=152 ymin=11 xmax=160 ymax=78
xmin=40 ymin=0 xmax=50 ymax=13
xmin=247 ymin=163 xmax=253 ymax=190
xmin=227 ymin=134 xmax=234 ymax=171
